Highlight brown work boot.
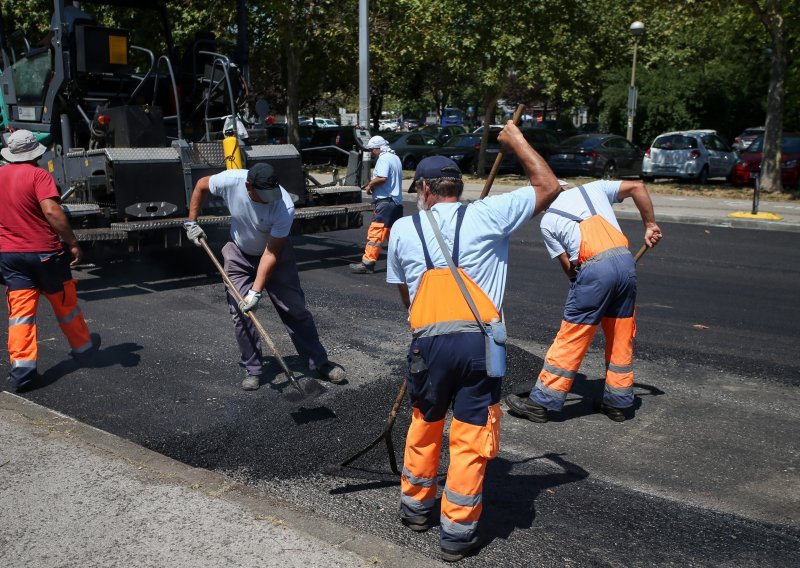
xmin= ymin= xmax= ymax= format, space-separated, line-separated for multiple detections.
xmin=241 ymin=373 xmax=261 ymax=391
xmin=318 ymin=362 xmax=346 ymax=384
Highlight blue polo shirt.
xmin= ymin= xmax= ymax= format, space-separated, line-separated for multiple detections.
xmin=387 ymin=186 xmax=537 ymax=308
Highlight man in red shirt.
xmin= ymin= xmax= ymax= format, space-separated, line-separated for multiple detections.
xmin=0 ymin=130 xmax=98 ymax=392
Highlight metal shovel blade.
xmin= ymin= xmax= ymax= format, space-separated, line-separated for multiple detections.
xmin=283 ymin=375 xmax=327 ymax=403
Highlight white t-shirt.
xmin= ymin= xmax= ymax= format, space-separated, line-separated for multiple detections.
xmin=372 ymin=150 xmax=403 ymax=205
xmin=539 ymin=180 xmax=623 ymax=263
xmin=387 ymin=186 xmax=537 ymax=308
xmin=209 ymin=169 xmax=295 ymax=256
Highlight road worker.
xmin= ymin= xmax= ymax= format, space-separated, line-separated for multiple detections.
xmin=350 ymin=135 xmax=404 ymax=274
xmin=505 ymin=179 xmax=662 ymax=423
xmin=0 ymin=130 xmax=99 ymax=392
xmin=386 ymin=122 xmax=562 ymax=562
xmin=184 ymin=163 xmax=346 ymax=391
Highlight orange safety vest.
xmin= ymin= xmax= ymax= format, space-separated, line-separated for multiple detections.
xmin=547 ymin=185 xmax=629 ymax=266
xmin=408 ymin=206 xmax=499 ymax=336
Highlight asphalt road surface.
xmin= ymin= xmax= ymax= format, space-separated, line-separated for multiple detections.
xmin=4 ymin=206 xmax=799 ymax=566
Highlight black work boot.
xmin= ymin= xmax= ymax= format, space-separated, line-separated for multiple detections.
xmin=400 ymin=514 xmax=433 ymax=533
xmin=595 ymin=401 xmax=627 ymax=422
xmin=441 ymin=534 xmax=484 ymax=563
xmin=349 ymin=262 xmax=375 ymax=274
xmin=504 ymin=394 xmax=549 ymax=423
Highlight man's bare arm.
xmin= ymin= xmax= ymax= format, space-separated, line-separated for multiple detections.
xmin=40 ymin=198 xmax=82 ymax=265
xmin=365 ymin=176 xmax=388 ymax=194
xmin=617 ymin=181 xmax=663 ymax=248
xmin=498 ymin=121 xmax=562 ymax=216
xmin=397 ymin=284 xmax=411 ymax=309
xmin=253 ymin=237 xmax=286 ymax=292
xmin=188 ymin=176 xmax=211 ymax=221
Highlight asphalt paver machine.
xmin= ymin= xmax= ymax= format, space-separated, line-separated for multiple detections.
xmin=0 ymin=0 xmax=371 ymax=248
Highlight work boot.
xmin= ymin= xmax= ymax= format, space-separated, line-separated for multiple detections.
xmin=71 ymin=333 xmax=102 ymax=363
xmin=349 ymin=262 xmax=375 ymax=274
xmin=440 ymin=534 xmax=484 ymax=563
xmin=504 ymin=394 xmax=549 ymax=423
xmin=241 ymin=373 xmax=261 ymax=391
xmin=400 ymin=514 xmax=433 ymax=533
xmin=595 ymin=401 xmax=627 ymax=422
xmin=318 ymin=362 xmax=347 ymax=384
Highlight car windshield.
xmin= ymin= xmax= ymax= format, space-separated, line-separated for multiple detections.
xmin=443 ymin=134 xmax=480 ymax=148
xmin=558 ymin=135 xmax=601 ymax=149
xmin=653 ymin=135 xmax=697 ymax=150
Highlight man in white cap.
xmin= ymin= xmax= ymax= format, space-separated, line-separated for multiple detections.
xmin=349 ymin=135 xmax=404 ymax=274
xmin=184 ymin=163 xmax=346 ymax=390
xmin=0 ymin=130 xmax=98 ymax=392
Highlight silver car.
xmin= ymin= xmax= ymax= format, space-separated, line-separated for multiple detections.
xmin=642 ymin=131 xmax=737 ymax=184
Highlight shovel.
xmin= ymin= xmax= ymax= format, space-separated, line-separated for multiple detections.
xmin=198 ymin=238 xmax=327 ymax=403
xmin=325 ymin=379 xmax=407 ymax=480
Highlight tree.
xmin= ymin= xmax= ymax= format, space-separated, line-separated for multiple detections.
xmin=743 ymin=0 xmax=798 ymax=192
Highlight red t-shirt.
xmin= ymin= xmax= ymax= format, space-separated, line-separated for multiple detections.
xmin=0 ymin=164 xmax=62 ymax=252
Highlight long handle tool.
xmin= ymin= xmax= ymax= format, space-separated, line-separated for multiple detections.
xmin=199 ymin=238 xmax=326 ymax=403
xmin=325 ymin=380 xmax=407 ymax=479
xmin=479 ymin=103 xmax=527 ymax=200
xmin=634 ymin=244 xmax=648 ymax=263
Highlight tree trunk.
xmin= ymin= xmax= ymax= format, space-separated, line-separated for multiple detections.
xmin=477 ymin=89 xmax=500 ymax=175
xmin=752 ymin=0 xmax=788 ymax=193
xmin=285 ymin=41 xmax=302 ymax=147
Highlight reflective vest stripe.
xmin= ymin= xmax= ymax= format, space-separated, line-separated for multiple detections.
xmin=412 ymin=320 xmax=483 ymax=338
xmin=543 ymin=360 xmax=578 ymax=379
xmin=444 ymin=485 xmax=482 ymax=508
xmin=581 ymin=246 xmax=631 ymax=268
xmin=402 ymin=466 xmax=437 ymax=488
xmin=607 ymin=362 xmax=634 ymax=374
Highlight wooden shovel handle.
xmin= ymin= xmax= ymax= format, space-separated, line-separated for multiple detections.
xmin=480 ymin=103 xmax=527 ymax=200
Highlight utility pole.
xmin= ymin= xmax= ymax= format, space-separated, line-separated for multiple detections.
xmin=358 ymin=0 xmax=369 ymax=128
xmin=626 ymin=21 xmax=645 ymax=143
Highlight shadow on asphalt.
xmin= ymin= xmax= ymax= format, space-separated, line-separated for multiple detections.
xmin=482 ymin=452 xmax=590 ymax=545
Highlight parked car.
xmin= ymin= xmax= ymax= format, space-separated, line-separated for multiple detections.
xmin=547 ymin=134 xmax=643 ymax=179
xmin=424 ymin=133 xmax=483 ymax=173
xmin=313 ymin=117 xmax=338 ymax=128
xmin=642 ymin=130 xmax=736 ymax=184
xmin=733 ymin=127 xmax=765 ymax=152
xmin=384 ymin=131 xmax=441 ymax=170
xmin=441 ymin=107 xmax=465 ymax=126
xmin=416 ymin=124 xmax=468 ymax=144
xmin=731 ymin=133 xmax=800 ymax=189
xmin=521 ymin=128 xmax=561 ymax=161
xmin=533 ymin=119 xmax=578 ymax=141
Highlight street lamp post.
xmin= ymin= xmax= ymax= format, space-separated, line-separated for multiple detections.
xmin=626 ymin=21 xmax=645 ymax=142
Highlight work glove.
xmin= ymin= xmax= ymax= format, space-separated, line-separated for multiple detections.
xmin=238 ymin=289 xmax=262 ymax=313
xmin=183 ymin=220 xmax=206 ymax=246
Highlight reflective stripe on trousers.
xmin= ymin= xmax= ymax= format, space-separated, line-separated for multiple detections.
xmin=530 ymin=315 xmax=635 ymax=410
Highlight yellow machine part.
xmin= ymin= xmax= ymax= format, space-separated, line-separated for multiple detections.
xmin=223 ymin=136 xmax=243 ymax=169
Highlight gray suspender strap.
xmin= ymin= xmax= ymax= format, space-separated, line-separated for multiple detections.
xmin=423 ymin=209 xmax=488 ymax=334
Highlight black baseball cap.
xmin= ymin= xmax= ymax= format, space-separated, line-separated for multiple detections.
xmin=246 ymin=163 xmax=281 ymax=202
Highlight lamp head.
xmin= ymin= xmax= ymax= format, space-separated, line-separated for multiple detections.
xmin=629 ymin=21 xmax=645 ymax=37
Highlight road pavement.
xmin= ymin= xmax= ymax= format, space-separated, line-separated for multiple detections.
xmin=2 ymin=188 xmax=799 ymax=566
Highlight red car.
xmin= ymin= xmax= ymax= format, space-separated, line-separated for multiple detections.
xmin=731 ymin=134 xmax=800 ymax=188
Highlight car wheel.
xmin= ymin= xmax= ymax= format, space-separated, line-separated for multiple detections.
xmin=403 ymin=156 xmax=417 ymax=171
xmin=697 ymin=166 xmax=709 ymax=185
xmin=602 ymin=162 xmax=617 ymax=179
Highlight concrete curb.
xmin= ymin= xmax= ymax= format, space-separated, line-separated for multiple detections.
xmin=0 ymin=392 xmax=441 ymax=568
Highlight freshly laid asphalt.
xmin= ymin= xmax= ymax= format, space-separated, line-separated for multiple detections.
xmin=1 ymin=177 xmax=799 ymax=567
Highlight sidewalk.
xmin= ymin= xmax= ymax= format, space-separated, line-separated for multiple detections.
xmin=325 ymin=173 xmax=800 ymax=232
xmin=0 ymin=392 xmax=440 ymax=568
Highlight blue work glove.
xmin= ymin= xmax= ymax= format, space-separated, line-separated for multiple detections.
xmin=183 ymin=220 xmax=206 ymax=246
xmin=238 ymin=289 xmax=262 ymax=313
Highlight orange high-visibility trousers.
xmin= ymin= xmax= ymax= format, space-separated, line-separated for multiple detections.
xmin=362 ymin=221 xmax=390 ymax=265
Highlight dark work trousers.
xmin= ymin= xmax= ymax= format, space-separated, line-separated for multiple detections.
xmin=221 ymin=240 xmax=328 ymax=376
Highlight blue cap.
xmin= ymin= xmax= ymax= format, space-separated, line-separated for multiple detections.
xmin=413 ymin=156 xmax=462 ymax=184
